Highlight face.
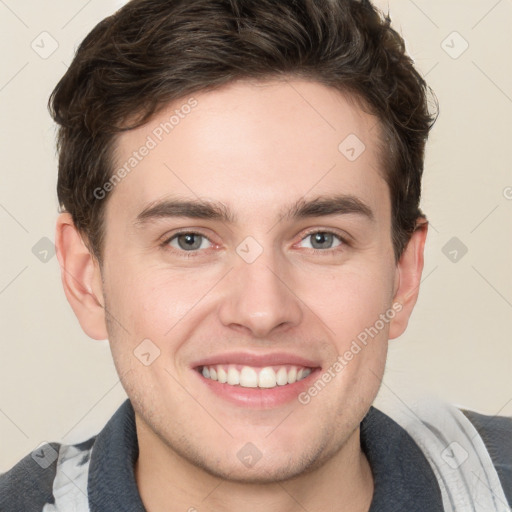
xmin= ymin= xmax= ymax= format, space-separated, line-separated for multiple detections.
xmin=76 ymin=79 xmax=410 ymax=482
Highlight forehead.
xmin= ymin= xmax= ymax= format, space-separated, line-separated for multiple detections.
xmin=108 ymin=79 xmax=389 ymax=226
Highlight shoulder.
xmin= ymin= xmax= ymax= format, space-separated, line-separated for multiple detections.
xmin=462 ymin=408 xmax=512 ymax=506
xmin=0 ymin=436 xmax=95 ymax=512
xmin=0 ymin=442 xmax=62 ymax=511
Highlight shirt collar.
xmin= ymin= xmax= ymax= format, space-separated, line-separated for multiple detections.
xmin=88 ymin=399 xmax=145 ymax=511
xmin=362 ymin=406 xmax=444 ymax=511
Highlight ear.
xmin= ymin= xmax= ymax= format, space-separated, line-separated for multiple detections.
xmin=388 ymin=219 xmax=428 ymax=340
xmin=55 ymin=213 xmax=108 ymax=340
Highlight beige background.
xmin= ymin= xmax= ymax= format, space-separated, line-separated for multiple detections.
xmin=1 ymin=0 xmax=511 ymax=472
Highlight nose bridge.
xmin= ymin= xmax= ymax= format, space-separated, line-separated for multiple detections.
xmin=218 ymin=244 xmax=303 ymax=337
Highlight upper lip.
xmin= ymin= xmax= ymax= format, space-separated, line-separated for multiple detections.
xmin=192 ymin=351 xmax=321 ymax=369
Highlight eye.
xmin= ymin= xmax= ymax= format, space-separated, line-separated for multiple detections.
xmin=297 ymin=230 xmax=345 ymax=252
xmin=165 ymin=232 xmax=213 ymax=253
xmin=161 ymin=229 xmax=347 ymax=257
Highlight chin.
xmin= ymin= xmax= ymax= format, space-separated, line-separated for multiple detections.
xmin=196 ymin=456 xmax=319 ymax=484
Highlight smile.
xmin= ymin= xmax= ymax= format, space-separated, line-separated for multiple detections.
xmin=198 ymin=364 xmax=312 ymax=389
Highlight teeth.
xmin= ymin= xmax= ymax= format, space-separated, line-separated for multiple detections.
xmin=258 ymin=367 xmax=276 ymax=388
xmin=276 ymin=367 xmax=288 ymax=386
xmin=227 ymin=365 xmax=240 ymax=385
xmin=240 ymin=366 xmax=258 ymax=387
xmin=217 ymin=367 xmax=227 ymax=383
xmin=200 ymin=364 xmax=313 ymax=389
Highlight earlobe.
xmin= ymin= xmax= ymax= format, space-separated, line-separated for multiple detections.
xmin=55 ymin=213 xmax=108 ymax=340
xmin=388 ymin=220 xmax=428 ymax=340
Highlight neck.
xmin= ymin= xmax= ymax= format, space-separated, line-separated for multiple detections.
xmin=134 ymin=419 xmax=374 ymax=512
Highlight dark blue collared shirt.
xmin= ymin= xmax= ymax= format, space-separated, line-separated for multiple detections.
xmin=1 ymin=399 xmax=510 ymax=511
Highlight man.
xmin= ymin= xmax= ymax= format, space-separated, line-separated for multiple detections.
xmin=1 ymin=0 xmax=510 ymax=510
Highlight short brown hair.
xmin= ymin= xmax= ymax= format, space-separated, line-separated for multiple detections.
xmin=49 ymin=0 xmax=437 ymax=262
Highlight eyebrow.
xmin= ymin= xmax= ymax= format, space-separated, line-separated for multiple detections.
xmin=134 ymin=194 xmax=375 ymax=226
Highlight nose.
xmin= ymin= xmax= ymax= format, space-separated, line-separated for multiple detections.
xmin=217 ymin=251 xmax=303 ymax=339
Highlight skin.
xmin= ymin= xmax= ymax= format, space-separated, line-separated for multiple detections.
xmin=56 ymin=78 xmax=427 ymax=512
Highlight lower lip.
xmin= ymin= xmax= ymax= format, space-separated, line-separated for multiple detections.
xmin=193 ymin=368 xmax=321 ymax=408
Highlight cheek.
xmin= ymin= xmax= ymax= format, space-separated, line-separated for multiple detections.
xmin=302 ymin=263 xmax=395 ymax=338
xmin=104 ymin=260 xmax=206 ymax=336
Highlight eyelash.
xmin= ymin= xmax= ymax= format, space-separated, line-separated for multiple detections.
xmin=161 ymin=229 xmax=349 ymax=258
